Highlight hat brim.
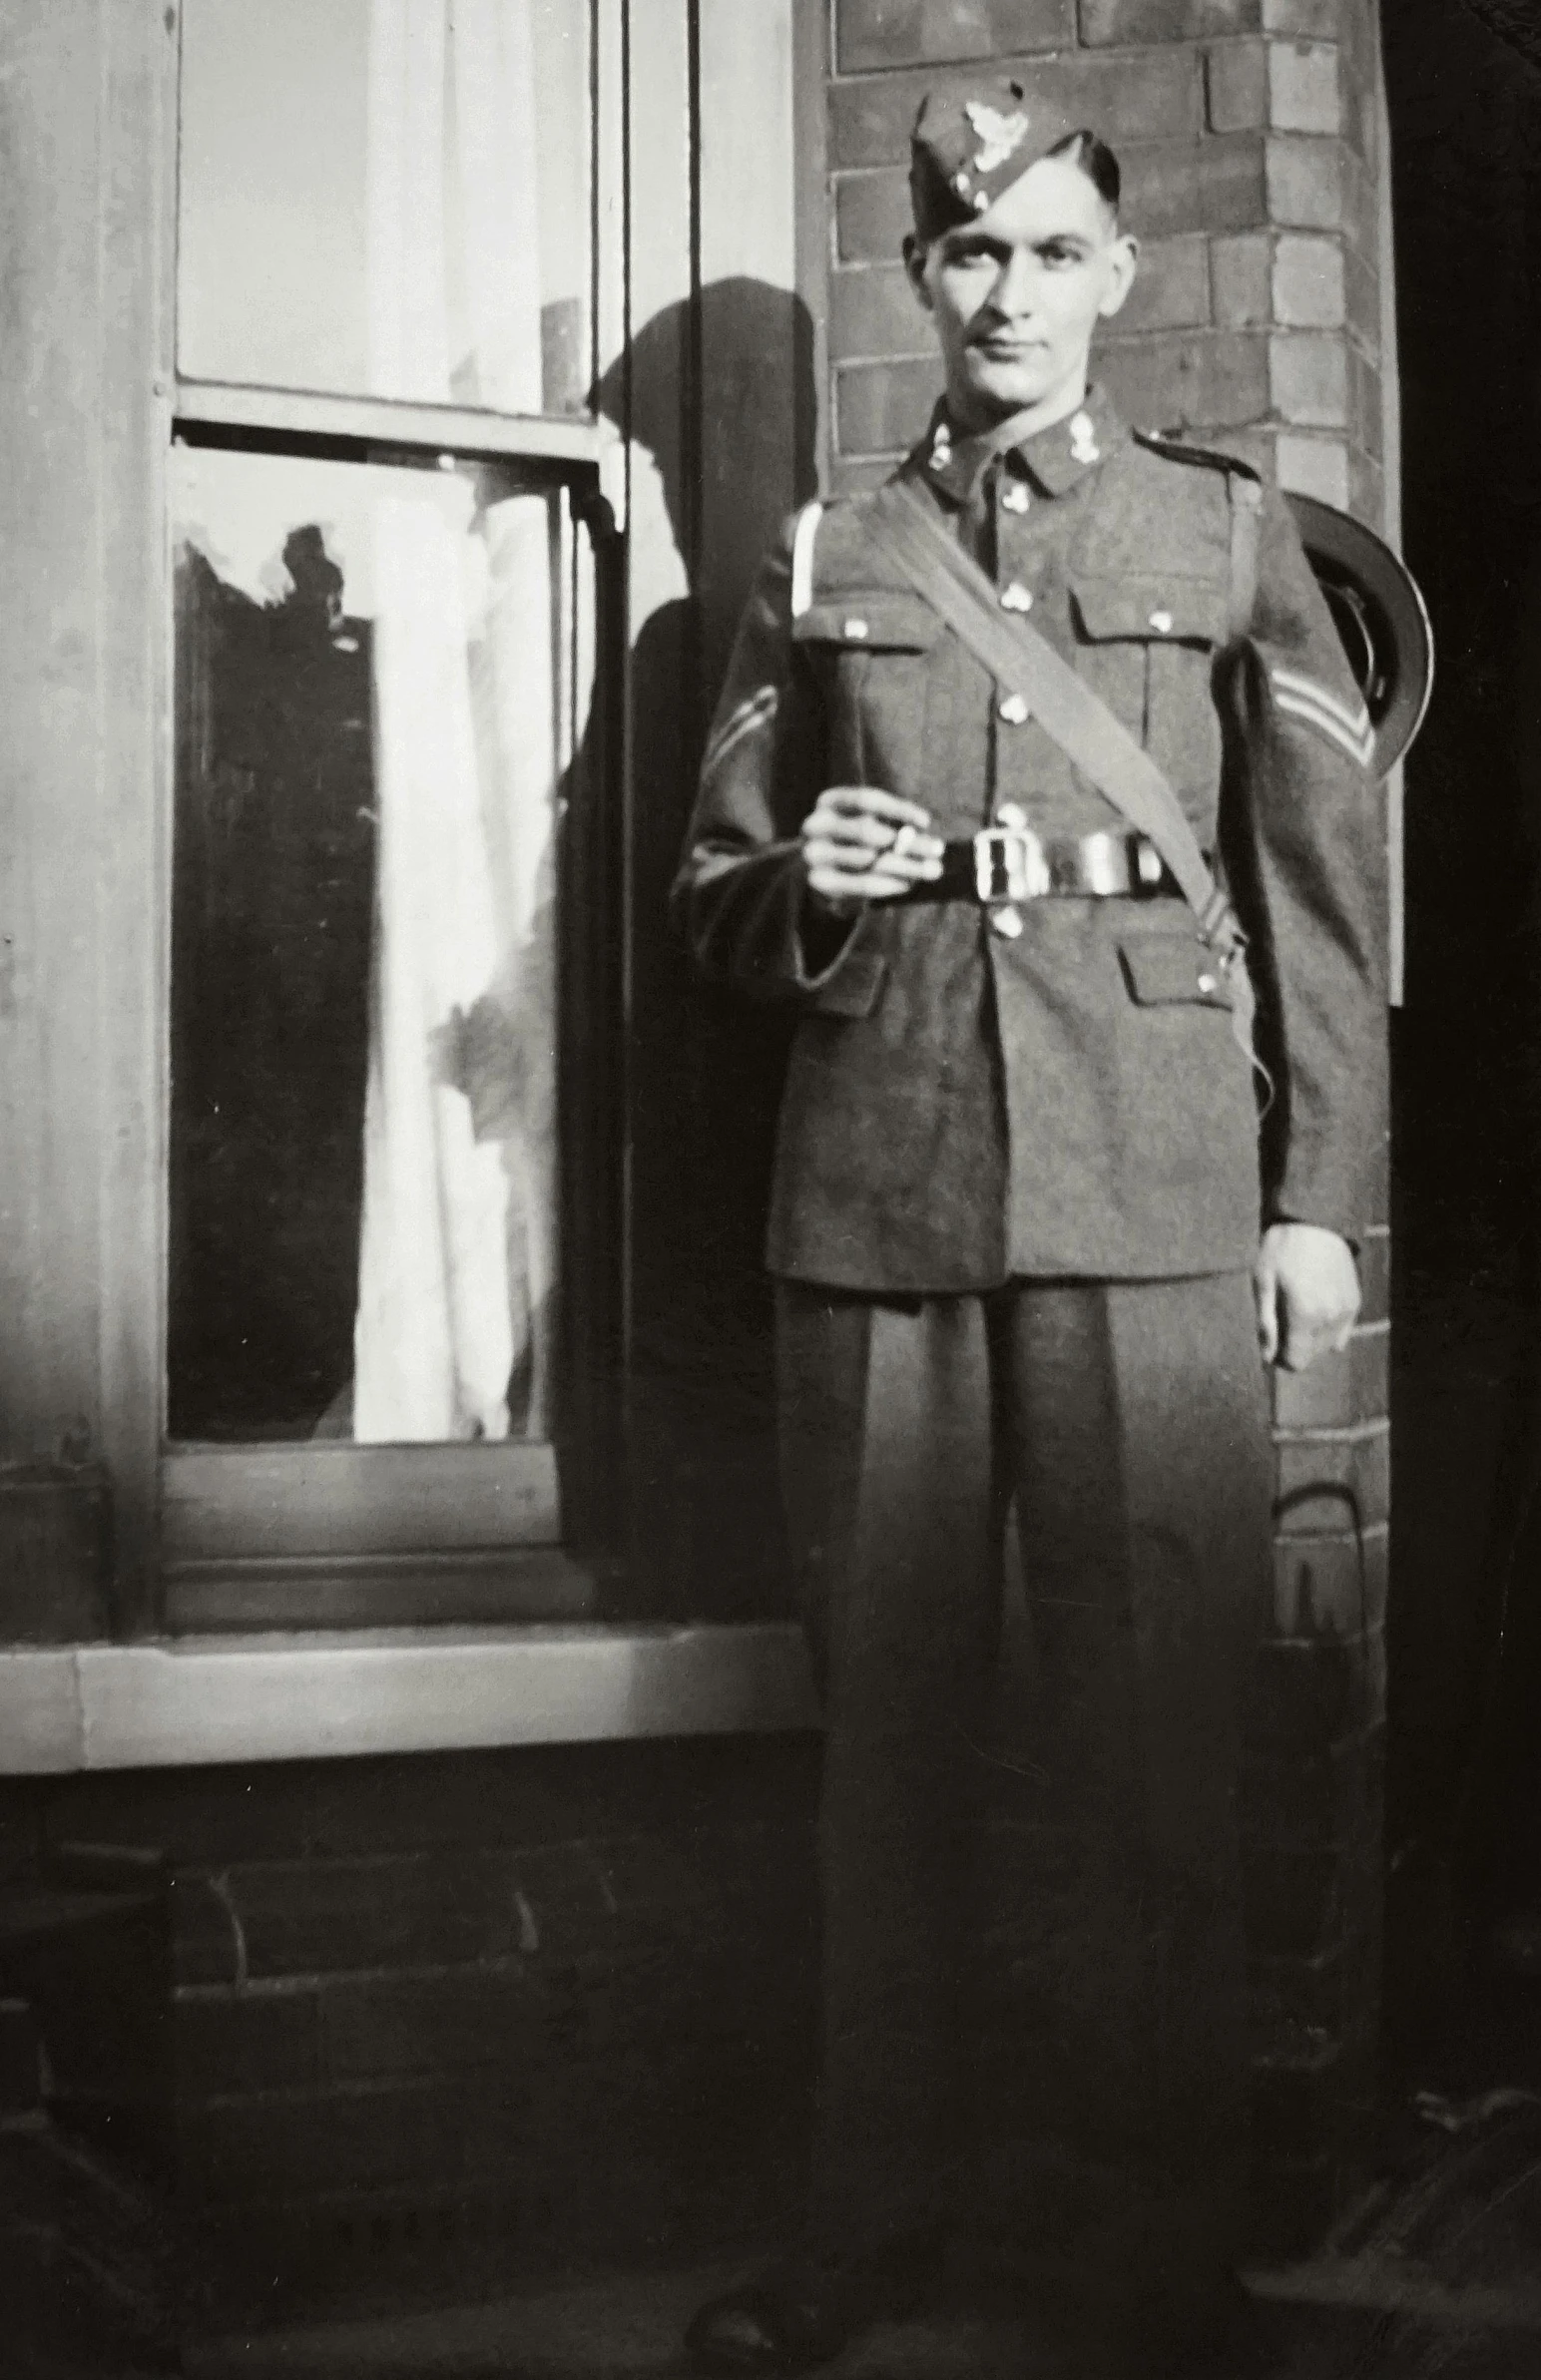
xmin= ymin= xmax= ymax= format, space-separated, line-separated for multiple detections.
xmin=1284 ymin=492 xmax=1434 ymax=777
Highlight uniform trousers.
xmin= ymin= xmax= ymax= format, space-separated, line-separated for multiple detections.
xmin=776 ymin=1272 xmax=1274 ymax=2286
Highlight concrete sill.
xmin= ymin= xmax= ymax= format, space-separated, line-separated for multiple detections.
xmin=0 ymin=1622 xmax=819 ymax=1775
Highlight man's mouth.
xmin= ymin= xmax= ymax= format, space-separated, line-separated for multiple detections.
xmin=971 ymin=335 xmax=1044 ymax=360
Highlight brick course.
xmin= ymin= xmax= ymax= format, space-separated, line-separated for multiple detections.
xmin=1265 ymin=132 xmax=1343 ymax=231
xmin=1274 ymin=231 xmax=1347 ymax=326
xmin=1080 ymin=0 xmax=1261 ymax=41
xmin=7 ymin=1738 xmax=821 ymax=2328
xmin=1122 ymin=132 xmax=1270 ymax=237
xmin=827 ymin=47 xmax=1204 ymax=163
xmin=1264 ymin=0 xmax=1337 ymax=30
xmin=1272 ymin=1323 xmax=1388 ymax=1432
xmin=1100 ymin=324 xmax=1272 ymax=430
xmin=1117 ymin=231 xmax=1213 ymax=329
xmin=834 ymin=169 xmax=912 ymax=264
xmin=1271 ymin=326 xmax=1349 ymax=425
xmin=1274 ymin=429 xmax=1349 ymax=506
xmin=1208 ymin=37 xmax=1269 ymax=132
xmin=836 ymin=0 xmax=1076 ymax=72
xmin=1270 ymin=38 xmax=1342 ymax=135
xmin=1276 ymin=1424 xmax=1391 ymax=1534
xmin=829 ymin=265 xmax=935 ymax=363
xmin=1212 ymin=227 xmax=1274 ymax=323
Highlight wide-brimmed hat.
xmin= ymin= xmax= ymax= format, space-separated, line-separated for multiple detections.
xmin=1285 ymin=493 xmax=1434 ymax=775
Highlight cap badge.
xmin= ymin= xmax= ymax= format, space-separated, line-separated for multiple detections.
xmin=964 ymin=99 xmax=1031 ymax=177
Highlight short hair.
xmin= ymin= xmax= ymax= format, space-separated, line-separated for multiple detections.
xmin=1047 ymin=129 xmax=1122 ymax=219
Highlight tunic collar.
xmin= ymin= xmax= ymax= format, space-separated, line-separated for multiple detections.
xmin=914 ymin=382 xmax=1126 ymax=507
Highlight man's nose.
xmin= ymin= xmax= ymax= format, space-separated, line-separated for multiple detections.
xmin=990 ymin=247 xmax=1038 ymax=319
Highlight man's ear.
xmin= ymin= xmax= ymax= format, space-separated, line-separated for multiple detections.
xmin=903 ymin=233 xmax=934 ymax=314
xmin=1097 ymin=231 xmax=1140 ymax=322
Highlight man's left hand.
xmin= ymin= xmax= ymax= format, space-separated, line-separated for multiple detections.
xmin=1254 ymin=1223 xmax=1360 ymax=1372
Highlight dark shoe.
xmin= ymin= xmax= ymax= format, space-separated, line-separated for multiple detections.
xmin=684 ymin=2276 xmax=853 ymax=2374
xmin=685 ymin=2249 xmax=931 ymax=2375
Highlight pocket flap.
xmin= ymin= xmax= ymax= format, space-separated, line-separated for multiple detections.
xmin=807 ymin=947 xmax=888 ymax=1018
xmin=1072 ymin=575 xmax=1228 ymax=648
xmin=1120 ymin=935 xmax=1233 ymax=1009
xmin=793 ymin=593 xmax=942 ymax=653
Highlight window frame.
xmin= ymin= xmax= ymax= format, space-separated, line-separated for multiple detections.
xmin=146 ymin=2 xmax=629 ymax=1636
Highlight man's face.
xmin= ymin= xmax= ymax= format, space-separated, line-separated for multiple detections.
xmin=906 ymin=154 xmax=1138 ymax=431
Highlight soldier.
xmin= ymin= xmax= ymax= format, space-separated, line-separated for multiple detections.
xmin=674 ymin=77 xmax=1386 ymax=2377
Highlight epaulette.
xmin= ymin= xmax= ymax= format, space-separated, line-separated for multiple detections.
xmin=1136 ymin=431 xmax=1264 ymax=641
xmin=1133 ymin=428 xmax=1263 ymax=484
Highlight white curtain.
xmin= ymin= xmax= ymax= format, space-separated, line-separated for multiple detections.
xmin=352 ymin=0 xmax=557 ymax=1442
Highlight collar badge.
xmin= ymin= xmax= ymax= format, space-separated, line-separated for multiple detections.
xmin=1069 ymin=409 xmax=1101 ymax=465
xmin=964 ymin=99 xmax=1031 ymax=177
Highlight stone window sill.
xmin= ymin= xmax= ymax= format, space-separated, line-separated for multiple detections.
xmin=0 ymin=1622 xmax=818 ymax=1774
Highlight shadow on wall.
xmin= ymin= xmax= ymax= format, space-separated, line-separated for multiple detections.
xmin=595 ymin=279 xmax=821 ymax=1624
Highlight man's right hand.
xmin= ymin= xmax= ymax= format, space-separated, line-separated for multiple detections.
xmin=800 ymin=786 xmax=944 ymax=910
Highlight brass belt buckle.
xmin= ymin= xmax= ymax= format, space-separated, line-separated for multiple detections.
xmin=974 ymin=826 xmax=1049 ymax=903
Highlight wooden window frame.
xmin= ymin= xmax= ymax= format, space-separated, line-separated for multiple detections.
xmin=126 ymin=1 xmax=629 ymax=1637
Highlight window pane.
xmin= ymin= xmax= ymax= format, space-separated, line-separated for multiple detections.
xmin=178 ymin=0 xmax=593 ymax=414
xmin=169 ymin=443 xmax=566 ymax=1446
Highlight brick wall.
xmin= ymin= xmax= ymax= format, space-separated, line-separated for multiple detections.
xmin=820 ymin=0 xmax=1388 ymax=532
xmin=809 ymin=0 xmax=1393 ymax=2253
xmin=2 ymin=1740 xmax=819 ymax=2332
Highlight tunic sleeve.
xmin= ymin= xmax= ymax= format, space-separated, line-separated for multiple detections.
xmin=1222 ymin=480 xmax=1389 ymax=1245
xmin=669 ymin=510 xmax=862 ymax=998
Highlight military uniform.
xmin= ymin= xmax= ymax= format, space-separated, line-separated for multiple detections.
xmin=673 ymin=93 xmax=1386 ymax=2346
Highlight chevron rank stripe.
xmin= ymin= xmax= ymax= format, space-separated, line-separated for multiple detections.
xmin=1270 ymin=665 xmax=1375 ymax=768
xmin=702 ymin=685 xmax=778 ymax=780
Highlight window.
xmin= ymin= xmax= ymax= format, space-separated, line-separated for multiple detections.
xmin=163 ymin=0 xmax=623 ymax=1630
xmin=177 ymin=0 xmax=593 ymax=414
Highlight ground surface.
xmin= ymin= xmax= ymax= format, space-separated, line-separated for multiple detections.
xmin=11 ymin=1971 xmax=1541 ymax=2379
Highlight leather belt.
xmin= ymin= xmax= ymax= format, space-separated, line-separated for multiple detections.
xmin=902 ymin=827 xmax=1185 ymax=905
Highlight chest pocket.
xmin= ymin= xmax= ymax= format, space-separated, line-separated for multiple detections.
xmin=1071 ymin=574 xmax=1230 ymax=809
xmin=792 ymin=592 xmax=943 ymax=796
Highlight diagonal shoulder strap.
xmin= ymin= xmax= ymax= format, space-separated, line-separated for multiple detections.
xmin=1227 ymin=471 xmax=1263 ymax=644
xmin=866 ymin=479 xmax=1243 ymax=960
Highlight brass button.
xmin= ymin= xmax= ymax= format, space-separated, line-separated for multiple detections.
xmin=998 ymin=694 xmax=1030 ymax=725
xmin=1000 ymin=583 xmax=1033 ymax=613
xmin=1001 ymin=483 xmax=1031 ymax=515
xmin=1149 ymin=609 xmax=1174 ymax=635
xmin=842 ymin=618 xmax=869 ymax=640
xmin=997 ymin=802 xmax=1027 ymax=829
xmin=1198 ymin=971 xmax=1218 ymax=994
xmin=990 ymin=905 xmax=1024 ymax=938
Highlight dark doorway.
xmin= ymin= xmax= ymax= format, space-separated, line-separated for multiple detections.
xmin=1385 ymin=0 xmax=1541 ymax=2069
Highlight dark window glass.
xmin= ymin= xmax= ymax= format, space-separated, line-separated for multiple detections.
xmin=169 ymin=443 xmax=567 ymax=1446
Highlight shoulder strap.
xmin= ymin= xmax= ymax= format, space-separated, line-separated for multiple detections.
xmin=1132 ymin=431 xmax=1263 ymax=645
xmin=866 ymin=481 xmax=1244 ymax=966
xmin=1227 ymin=472 xmax=1263 ymax=644
xmin=789 ymin=499 xmax=823 ymax=620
